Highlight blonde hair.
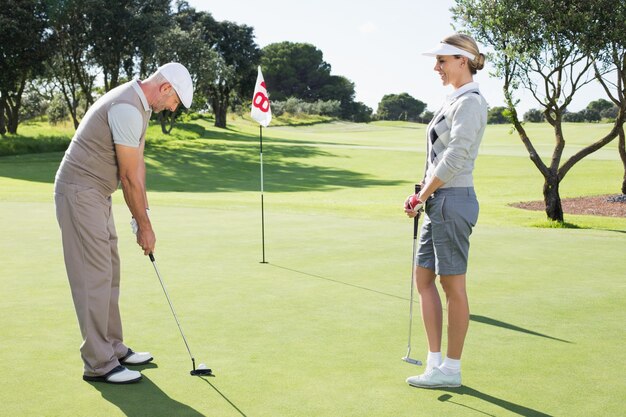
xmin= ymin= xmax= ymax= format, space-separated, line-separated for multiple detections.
xmin=442 ymin=33 xmax=485 ymax=74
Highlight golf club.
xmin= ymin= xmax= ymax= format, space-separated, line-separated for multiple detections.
xmin=148 ymin=253 xmax=214 ymax=376
xmin=402 ymin=184 xmax=423 ymax=366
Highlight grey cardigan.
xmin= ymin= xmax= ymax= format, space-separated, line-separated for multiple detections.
xmin=425 ymin=82 xmax=488 ymax=188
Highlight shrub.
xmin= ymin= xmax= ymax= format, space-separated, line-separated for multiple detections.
xmin=487 ymin=106 xmax=510 ymax=124
xmin=272 ymin=97 xmax=341 ymax=117
xmin=523 ymin=108 xmax=544 ymax=122
xmin=21 ymin=90 xmax=48 ymax=120
xmin=600 ymin=106 xmax=619 ymax=121
xmin=46 ymin=95 xmax=68 ymax=125
xmin=563 ymin=109 xmax=601 ymax=123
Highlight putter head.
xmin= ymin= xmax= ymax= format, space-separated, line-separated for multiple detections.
xmin=401 ymin=356 xmax=423 ymax=366
xmin=190 ymin=368 xmax=214 ymax=376
xmin=190 ymin=360 xmax=214 ymax=376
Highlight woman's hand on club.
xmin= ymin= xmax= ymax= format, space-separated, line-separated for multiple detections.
xmin=404 ymin=207 xmax=418 ymax=218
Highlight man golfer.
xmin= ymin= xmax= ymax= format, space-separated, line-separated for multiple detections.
xmin=54 ymin=63 xmax=193 ymax=384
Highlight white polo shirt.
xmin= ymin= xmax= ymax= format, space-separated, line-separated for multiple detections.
xmin=107 ymin=80 xmax=151 ymax=148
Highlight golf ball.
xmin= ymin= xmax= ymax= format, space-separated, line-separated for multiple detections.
xmin=197 ymin=363 xmax=207 ymax=370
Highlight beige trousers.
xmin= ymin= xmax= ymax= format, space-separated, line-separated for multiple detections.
xmin=54 ymin=180 xmax=128 ymax=376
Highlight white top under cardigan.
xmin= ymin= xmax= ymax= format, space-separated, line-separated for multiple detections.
xmin=424 ymin=82 xmax=488 ymax=188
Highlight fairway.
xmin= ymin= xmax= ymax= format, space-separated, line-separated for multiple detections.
xmin=1 ymin=118 xmax=625 ymax=416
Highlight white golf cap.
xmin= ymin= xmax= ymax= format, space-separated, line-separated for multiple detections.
xmin=157 ymin=62 xmax=194 ymax=108
xmin=422 ymin=43 xmax=476 ymax=61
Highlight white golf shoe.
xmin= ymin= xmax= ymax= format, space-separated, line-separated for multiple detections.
xmin=83 ymin=365 xmax=142 ymax=384
xmin=120 ymin=348 xmax=153 ymax=365
xmin=406 ymin=367 xmax=461 ymax=388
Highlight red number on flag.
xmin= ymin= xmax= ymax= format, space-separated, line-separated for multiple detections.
xmin=253 ymin=91 xmax=270 ymax=113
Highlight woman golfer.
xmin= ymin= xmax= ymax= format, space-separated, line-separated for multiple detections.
xmin=403 ymin=33 xmax=488 ymax=388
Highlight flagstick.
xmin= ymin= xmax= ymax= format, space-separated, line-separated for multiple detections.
xmin=259 ymin=125 xmax=268 ymax=264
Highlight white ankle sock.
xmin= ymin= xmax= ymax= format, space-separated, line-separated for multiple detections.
xmin=427 ymin=351 xmax=442 ymax=369
xmin=439 ymin=357 xmax=461 ymax=375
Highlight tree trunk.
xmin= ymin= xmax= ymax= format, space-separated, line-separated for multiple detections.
xmin=159 ymin=111 xmax=175 ymax=134
xmin=6 ymin=96 xmax=19 ymax=134
xmin=0 ymin=93 xmax=6 ymax=135
xmin=7 ymin=107 xmax=18 ymax=134
xmin=212 ymin=95 xmax=229 ymax=128
xmin=210 ymin=85 xmax=230 ymax=129
xmin=5 ymin=78 xmax=26 ymax=134
xmin=60 ymin=85 xmax=80 ymax=129
xmin=214 ymin=106 xmax=227 ymax=128
xmin=617 ymin=125 xmax=626 ymax=194
xmin=109 ymin=67 xmax=120 ymax=90
xmin=543 ymin=171 xmax=564 ymax=222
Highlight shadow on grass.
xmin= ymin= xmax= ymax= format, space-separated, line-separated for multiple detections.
xmin=437 ymin=386 xmax=553 ymax=416
xmin=149 ymin=121 xmax=256 ymax=144
xmin=270 ymin=263 xmax=408 ymax=301
xmin=271 ymin=264 xmax=571 ymax=343
xmin=530 ymin=220 xmax=626 ymax=234
xmin=531 ymin=220 xmax=582 ymax=229
xmin=470 ymin=314 xmax=572 ymax=344
xmin=0 ymin=152 xmax=65 ymax=183
xmin=0 ymin=133 xmax=400 ymax=193
xmin=198 ymin=376 xmax=249 ymax=417
xmin=90 ymin=372 xmax=205 ymax=417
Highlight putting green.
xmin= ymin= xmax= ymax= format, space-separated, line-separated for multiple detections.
xmin=0 ymin=118 xmax=624 ymax=416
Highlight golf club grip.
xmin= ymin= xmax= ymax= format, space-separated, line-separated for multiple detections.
xmin=149 ymin=253 xmax=155 ymax=262
xmin=413 ymin=184 xmax=421 ymax=238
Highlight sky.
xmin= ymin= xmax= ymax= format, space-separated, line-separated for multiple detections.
xmin=188 ymin=0 xmax=607 ymax=114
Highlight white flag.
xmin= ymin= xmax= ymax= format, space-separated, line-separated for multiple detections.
xmin=251 ymin=66 xmax=272 ymax=127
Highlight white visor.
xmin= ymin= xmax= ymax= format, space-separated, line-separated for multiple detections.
xmin=422 ymin=43 xmax=476 ymax=61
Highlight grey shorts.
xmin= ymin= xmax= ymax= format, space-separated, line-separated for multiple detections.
xmin=416 ymin=187 xmax=479 ymax=276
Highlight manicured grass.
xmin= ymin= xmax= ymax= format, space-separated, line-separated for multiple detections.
xmin=0 ymin=117 xmax=624 ymax=416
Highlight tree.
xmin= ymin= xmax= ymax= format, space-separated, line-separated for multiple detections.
xmin=601 ymin=106 xmax=619 ymax=121
xmin=579 ymin=109 xmax=601 ymax=123
xmin=487 ymin=106 xmax=509 ymax=124
xmin=85 ymin=0 xmax=135 ymax=90
xmin=418 ymin=110 xmax=435 ymax=124
xmin=46 ymin=0 xmax=97 ymax=128
xmin=47 ymin=94 xmax=69 ymax=125
xmin=562 ymin=111 xmax=584 ymax=123
xmin=86 ymin=0 xmax=171 ymax=91
xmin=563 ymin=108 xmax=600 ymax=123
xmin=524 ymin=108 xmax=544 ymax=122
xmin=171 ymin=3 xmax=259 ymax=128
xmin=209 ymin=20 xmax=260 ymax=128
xmin=0 ymin=0 xmax=50 ymax=134
xmin=261 ymin=41 xmax=368 ymax=121
xmin=376 ymin=93 xmax=426 ymax=121
xmin=153 ymin=20 xmax=222 ymax=132
xmin=133 ymin=0 xmax=174 ymax=78
xmin=261 ymin=42 xmax=331 ymax=102
xmin=20 ymin=83 xmax=48 ymax=120
xmin=453 ymin=0 xmax=624 ymax=222
xmin=345 ymin=101 xmax=373 ymax=123
xmin=319 ymin=75 xmax=358 ymax=119
xmin=589 ymin=0 xmax=626 ymax=194
xmin=586 ymin=98 xmax=613 ymax=114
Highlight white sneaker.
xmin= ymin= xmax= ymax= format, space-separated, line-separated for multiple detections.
xmin=83 ymin=365 xmax=142 ymax=384
xmin=120 ymin=348 xmax=153 ymax=365
xmin=406 ymin=367 xmax=461 ymax=388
